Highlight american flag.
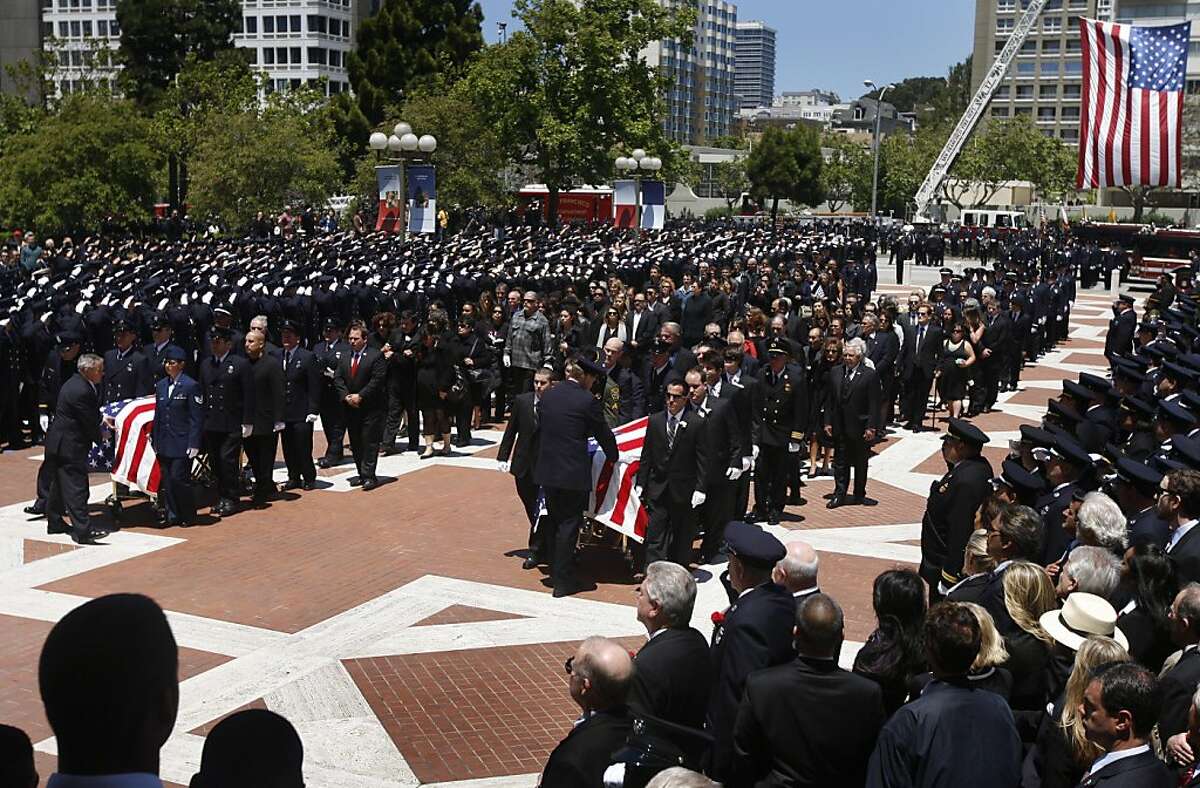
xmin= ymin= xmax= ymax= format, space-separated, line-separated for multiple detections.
xmin=91 ymin=396 xmax=161 ymax=495
xmin=587 ymin=416 xmax=649 ymax=542
xmin=1077 ymin=18 xmax=1191 ymax=189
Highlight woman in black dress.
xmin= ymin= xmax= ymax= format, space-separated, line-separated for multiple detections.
xmin=415 ymin=320 xmax=458 ymax=458
xmin=807 ymin=337 xmax=840 ymax=478
xmin=485 ymin=305 xmax=508 ymax=421
xmin=1000 ymin=561 xmax=1057 ymax=715
xmin=937 ymin=321 xmax=976 ymax=419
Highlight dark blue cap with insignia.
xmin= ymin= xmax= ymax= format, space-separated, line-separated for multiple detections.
xmin=56 ymin=331 xmax=81 ymax=348
xmin=1113 ymin=456 xmax=1162 ymax=496
xmin=724 ymin=521 xmax=786 ymax=567
xmin=1158 ymin=399 xmax=1197 ymax=427
xmin=209 ymin=325 xmax=234 ymax=340
xmin=766 ymin=337 xmax=791 ymax=356
xmin=113 ymin=318 xmax=135 ymax=334
xmin=1113 ymin=363 xmax=1147 ymax=384
xmin=1019 ymin=424 xmax=1056 ymax=448
xmin=1078 ymin=373 xmax=1112 ymax=395
xmin=1172 ymin=434 xmax=1200 ymax=469
xmin=1120 ymin=396 xmax=1156 ymax=420
xmin=1049 ymin=434 xmax=1092 ymax=468
xmin=1062 ymin=380 xmax=1093 ymax=402
xmin=322 ymin=316 xmax=342 ymax=330
xmin=942 ymin=417 xmax=989 ymax=446
xmin=577 ymin=356 xmax=607 ymax=378
xmin=1162 ymin=361 xmax=1193 ymax=382
xmin=162 ymin=345 xmax=187 ymax=362
xmin=1048 ymin=399 xmax=1082 ymax=424
xmin=150 ymin=312 xmax=170 ymax=330
xmin=993 ymin=458 xmax=1046 ymax=496
xmin=280 ymin=318 xmax=302 ymax=335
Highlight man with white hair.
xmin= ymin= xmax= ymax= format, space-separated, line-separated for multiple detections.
xmin=1056 ymin=545 xmax=1122 ymax=603
xmin=629 ymin=562 xmax=711 ymax=730
xmin=823 ymin=337 xmax=881 ymax=508
xmin=773 ymin=540 xmax=820 ymax=600
xmin=1075 ymin=491 xmax=1129 ymax=555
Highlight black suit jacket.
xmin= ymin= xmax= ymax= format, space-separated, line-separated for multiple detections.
xmin=45 ymin=374 xmax=101 ymax=459
xmin=497 ymin=391 xmax=540 ymax=479
xmin=539 ymin=707 xmax=631 ymax=788
xmin=629 ymin=627 xmax=712 ymax=730
xmin=1158 ymin=648 xmax=1200 ymax=741
xmin=333 ymin=347 xmax=387 ymax=414
xmin=732 ymin=656 xmax=885 ymax=788
xmin=624 ymin=309 xmax=659 ymax=353
xmin=534 ymin=379 xmax=617 ymax=491
xmin=1171 ymin=526 xmax=1200 ymax=585
xmin=636 ymin=408 xmax=708 ymax=504
xmin=708 ymin=581 xmax=796 ymax=778
xmin=281 ymin=347 xmax=321 ymax=422
xmin=864 ymin=331 xmax=899 ymax=380
xmin=246 ymin=355 xmax=284 ymax=434
xmin=1077 ymin=749 xmax=1174 ymax=788
xmin=823 ymin=363 xmax=881 ymax=439
xmin=696 ymin=396 xmax=745 ymax=484
xmin=909 ymin=324 xmax=944 ymax=377
xmin=1105 ymin=308 xmax=1136 ymax=360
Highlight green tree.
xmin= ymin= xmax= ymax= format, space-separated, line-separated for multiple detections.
xmin=115 ymin=0 xmax=241 ymax=106
xmin=713 ymin=157 xmax=748 ymax=210
xmin=464 ymin=0 xmax=694 ymax=224
xmin=0 ymin=94 xmax=160 ymax=234
xmin=187 ymin=88 xmax=341 ymax=229
xmin=746 ymin=125 xmax=824 ymax=223
xmin=1027 ymin=131 xmax=1078 ymax=204
xmin=820 ymin=133 xmax=871 ymax=212
xmin=347 ymin=0 xmax=484 ymax=125
xmin=878 ymin=124 xmax=944 ymax=217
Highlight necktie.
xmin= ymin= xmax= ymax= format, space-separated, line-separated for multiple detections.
xmin=533 ymin=399 xmax=540 ymax=428
xmin=667 ymin=415 xmax=678 ymax=450
xmin=285 ymin=349 xmax=293 ymax=368
xmin=351 ymin=352 xmax=360 ymax=378
xmin=917 ymin=326 xmax=925 ymax=349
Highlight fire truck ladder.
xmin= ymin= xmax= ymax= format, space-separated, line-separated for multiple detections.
xmin=913 ymin=0 xmax=1048 ymax=220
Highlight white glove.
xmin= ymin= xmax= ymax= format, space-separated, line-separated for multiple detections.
xmin=742 ymin=456 xmax=752 ymax=472
xmin=752 ymin=444 xmax=760 ymax=461
xmin=690 ymin=491 xmax=707 ymax=508
xmin=305 ymin=413 xmax=319 ymax=424
xmin=186 ymin=447 xmax=199 ymax=459
xmin=323 ymin=367 xmax=335 ymax=378
xmin=241 ymin=424 xmax=252 ymax=438
xmin=39 ymin=415 xmax=49 ymax=433
xmin=498 ymin=460 xmax=510 ymax=473
xmin=725 ymin=466 xmax=743 ymax=481
xmin=502 ymin=353 xmax=512 ymax=368
xmin=273 ymin=422 xmax=284 ymax=432
xmin=788 ymin=442 xmax=800 ymax=454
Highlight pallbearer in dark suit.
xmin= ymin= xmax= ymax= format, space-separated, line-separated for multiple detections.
xmin=101 ymin=320 xmax=153 ymax=404
xmin=151 ymin=346 xmax=203 ymax=526
xmin=279 ymin=320 xmax=320 ymax=491
xmin=44 ymin=355 xmax=107 ymax=544
xmin=244 ymin=329 xmax=284 ymax=505
xmin=688 ymin=363 xmax=747 ymax=565
xmin=334 ymin=323 xmax=387 ymax=491
xmin=752 ymin=337 xmax=808 ymax=525
xmin=199 ymin=326 xmax=255 ymax=517
xmin=533 ymin=356 xmax=618 ymax=597
xmin=823 ymin=338 xmax=881 ymax=508
xmin=1105 ymin=293 xmax=1137 ymax=374
xmin=498 ymin=367 xmax=555 ymax=569
xmin=636 ymin=377 xmax=709 ymax=567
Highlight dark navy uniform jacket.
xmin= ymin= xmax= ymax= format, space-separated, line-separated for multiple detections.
xmin=198 ymin=352 xmax=255 ymax=433
xmin=152 ymin=373 xmax=204 ymax=458
xmin=102 ymin=346 xmax=153 ymax=403
xmin=281 ymin=346 xmax=321 ymax=422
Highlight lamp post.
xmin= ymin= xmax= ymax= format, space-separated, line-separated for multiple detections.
xmin=368 ymin=121 xmax=437 ymax=240
xmin=614 ymin=150 xmax=661 ymax=227
xmin=864 ymin=79 xmax=894 ymax=224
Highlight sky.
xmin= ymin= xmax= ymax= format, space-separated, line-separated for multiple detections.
xmin=473 ymin=0 xmax=977 ymax=102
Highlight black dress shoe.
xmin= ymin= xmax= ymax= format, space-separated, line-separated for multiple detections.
xmin=280 ymin=479 xmax=302 ymax=491
xmin=47 ymin=523 xmax=71 ymax=535
xmin=317 ymin=456 xmax=342 ymax=469
xmin=348 ymin=477 xmax=363 ymax=487
xmin=859 ymin=496 xmax=878 ymax=507
xmin=301 ymin=479 xmax=315 ymax=491
xmin=362 ymin=478 xmax=379 ymax=491
xmin=826 ymin=497 xmax=845 ymax=509
xmin=767 ymin=510 xmax=781 ymax=525
xmin=23 ymin=505 xmax=45 ymax=518
xmin=71 ymin=529 xmax=109 ymax=545
xmin=552 ymin=581 xmax=588 ymax=598
xmin=788 ymin=494 xmax=806 ymax=506
xmin=521 ymin=556 xmax=540 ymax=570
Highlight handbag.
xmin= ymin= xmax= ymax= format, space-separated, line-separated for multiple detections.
xmin=447 ymin=365 xmax=468 ymax=403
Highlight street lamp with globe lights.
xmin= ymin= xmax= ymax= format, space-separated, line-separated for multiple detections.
xmin=368 ymin=121 xmax=437 ymax=239
xmin=613 ymin=150 xmax=663 ymax=228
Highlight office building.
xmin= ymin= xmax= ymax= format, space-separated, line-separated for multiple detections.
xmin=643 ymin=0 xmax=738 ymax=145
xmin=1114 ymin=0 xmax=1200 ymax=94
xmin=774 ymin=89 xmax=840 ymax=108
xmin=0 ymin=0 xmax=42 ymax=98
xmin=734 ymin=20 xmax=775 ymax=109
xmin=970 ymin=0 xmax=1114 ymax=145
xmin=37 ymin=0 xmax=367 ymax=98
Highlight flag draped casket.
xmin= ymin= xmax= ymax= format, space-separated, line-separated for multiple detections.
xmin=91 ymin=396 xmax=161 ymax=495
xmin=587 ymin=416 xmax=649 ymax=542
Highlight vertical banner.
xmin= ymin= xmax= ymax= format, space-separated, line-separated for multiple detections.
xmin=407 ymin=165 xmax=437 ymax=234
xmin=374 ymin=165 xmax=403 ymax=233
xmin=613 ymin=179 xmax=638 ymax=228
xmin=640 ymin=180 xmax=665 ymax=230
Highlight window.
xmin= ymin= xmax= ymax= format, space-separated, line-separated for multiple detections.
xmin=1016 ymin=84 xmax=1034 ymax=99
xmin=110 ymin=19 xmax=119 ymax=35
xmin=245 ymin=16 xmax=257 ymax=34
xmin=82 ymin=20 xmax=92 ymax=37
xmin=329 ymin=49 xmax=341 ymax=67
xmin=992 ymin=106 xmax=1010 ymax=117
xmin=1016 ymin=61 xmax=1036 ymax=76
xmin=1044 ymin=16 xmax=1063 ymax=32
xmin=1061 ymin=128 xmax=1079 ymax=142
xmin=1066 ymin=38 xmax=1081 ymax=53
xmin=1061 ymin=106 xmax=1080 ymax=120
xmin=1015 ymin=106 xmax=1032 ymax=116
xmin=262 ymin=47 xmax=274 ymax=64
xmin=97 ymin=19 xmax=108 ymax=36
xmin=997 ymin=0 xmax=1015 ymax=10
xmin=308 ymin=47 xmax=326 ymax=65
xmin=290 ymin=15 xmax=301 ymax=32
xmin=276 ymin=15 xmax=288 ymax=33
xmin=70 ymin=50 xmax=82 ymax=66
xmin=1042 ymin=61 xmax=1060 ymax=76
xmin=69 ymin=20 xmax=81 ymax=37
xmin=1063 ymin=83 xmax=1082 ymax=98
xmin=1064 ymin=60 xmax=1082 ymax=75
xmin=290 ymin=46 xmax=301 ymax=64
xmin=1042 ymin=39 xmax=1060 ymax=53
xmin=1040 ymin=84 xmax=1058 ymax=99
xmin=58 ymin=21 xmax=68 ymax=37
xmin=997 ymin=18 xmax=1014 ymax=33
xmin=263 ymin=16 xmax=274 ymax=33
xmin=1020 ymin=40 xmax=1037 ymax=55
xmin=1189 ymin=80 xmax=1200 ymax=96
xmin=246 ymin=48 xmax=258 ymax=64
xmin=1038 ymin=107 xmax=1056 ymax=120
xmin=994 ymin=85 xmax=1011 ymax=99
xmin=276 ymin=46 xmax=287 ymax=63
xmin=57 ymin=50 xmax=69 ymax=66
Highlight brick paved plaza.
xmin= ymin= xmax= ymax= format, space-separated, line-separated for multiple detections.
xmin=0 ymin=287 xmax=1119 ymax=787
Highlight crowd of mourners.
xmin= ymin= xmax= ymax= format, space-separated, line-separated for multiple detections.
xmin=3 ymin=216 xmax=1200 ymax=787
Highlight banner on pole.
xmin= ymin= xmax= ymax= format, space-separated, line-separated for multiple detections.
xmin=640 ymin=180 xmax=665 ymax=230
xmin=613 ymin=179 xmax=638 ymax=228
xmin=407 ymin=165 xmax=437 ymax=234
xmin=374 ymin=165 xmax=403 ymax=233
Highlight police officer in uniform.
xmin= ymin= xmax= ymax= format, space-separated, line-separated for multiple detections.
xmin=151 ymin=346 xmax=204 ymax=526
xmin=919 ymin=418 xmax=993 ymax=599
xmin=1035 ymin=435 xmax=1093 ymax=566
xmin=279 ymin=320 xmax=321 ymax=491
xmin=199 ymin=325 xmax=255 ymax=517
xmin=314 ymin=318 xmax=348 ymax=467
xmin=25 ymin=332 xmax=83 ymax=518
xmin=101 ymin=320 xmax=153 ymax=404
xmin=144 ymin=313 xmax=187 ymax=384
xmin=751 ymin=338 xmax=808 ymax=525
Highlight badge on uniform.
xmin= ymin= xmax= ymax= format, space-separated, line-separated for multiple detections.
xmin=938 ymin=483 xmax=949 ymax=494
xmin=784 ymin=383 xmax=791 ymax=392
xmin=193 ymin=394 xmax=203 ymax=404
xmin=227 ymin=365 xmax=234 ymax=373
